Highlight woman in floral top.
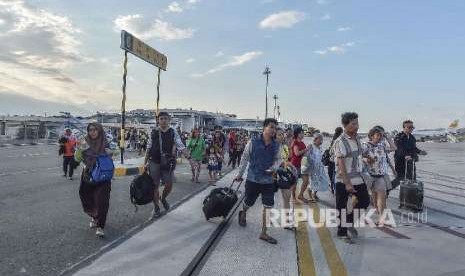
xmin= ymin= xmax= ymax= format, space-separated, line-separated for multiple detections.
xmin=362 ymin=126 xmax=396 ymax=226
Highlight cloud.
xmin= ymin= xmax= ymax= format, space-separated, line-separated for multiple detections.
xmin=320 ymin=14 xmax=331 ymax=21
xmin=215 ymin=51 xmax=224 ymax=57
xmin=186 ymin=58 xmax=195 ymax=63
xmin=166 ymin=2 xmax=183 ymax=13
xmin=259 ymin=11 xmax=306 ymax=29
xmin=114 ymin=14 xmax=194 ymax=41
xmin=314 ymin=42 xmax=355 ymax=55
xmin=0 ymin=0 xmax=82 ymax=69
xmin=191 ymin=51 xmax=263 ymax=78
xmin=337 ymin=26 xmax=352 ymax=32
xmin=165 ymin=0 xmax=200 ymax=13
xmin=0 ymin=0 xmax=118 ymax=110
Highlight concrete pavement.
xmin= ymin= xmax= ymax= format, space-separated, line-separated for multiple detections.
xmin=0 ymin=144 xmax=231 ymax=276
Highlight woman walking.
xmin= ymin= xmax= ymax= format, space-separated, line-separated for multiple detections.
xmin=213 ymin=130 xmax=225 ymax=177
xmin=187 ymin=129 xmax=206 ymax=183
xmin=301 ymin=134 xmax=330 ymax=201
xmin=289 ymin=127 xmax=310 ymax=203
xmin=363 ymin=126 xmax=396 ymax=226
xmin=327 ymin=127 xmax=343 ymax=194
xmin=75 ymin=123 xmax=115 ymax=237
xmin=276 ymin=129 xmax=297 ymax=230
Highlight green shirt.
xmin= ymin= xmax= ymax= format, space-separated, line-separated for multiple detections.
xmin=187 ymin=138 xmax=206 ymax=161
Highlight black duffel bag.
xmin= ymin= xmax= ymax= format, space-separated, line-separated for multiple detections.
xmin=130 ymin=172 xmax=155 ymax=211
xmin=202 ymin=180 xmax=243 ymax=220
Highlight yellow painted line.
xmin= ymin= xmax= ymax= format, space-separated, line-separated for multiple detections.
xmin=311 ymin=202 xmax=348 ymax=276
xmin=295 ymin=203 xmax=316 ymax=276
xmin=114 ymin=167 xmax=127 ymax=177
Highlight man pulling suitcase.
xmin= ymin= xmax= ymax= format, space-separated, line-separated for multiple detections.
xmin=235 ymin=118 xmax=282 ymax=245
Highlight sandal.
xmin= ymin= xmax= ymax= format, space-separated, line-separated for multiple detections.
xmin=298 ymin=196 xmax=311 ymax=204
xmin=259 ymin=234 xmax=278 ymax=244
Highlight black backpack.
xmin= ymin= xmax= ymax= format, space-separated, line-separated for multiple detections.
xmin=130 ymin=172 xmax=155 ymax=211
xmin=321 ymin=149 xmax=331 ymax=166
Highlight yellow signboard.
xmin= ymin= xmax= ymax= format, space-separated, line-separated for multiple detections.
xmin=120 ymin=30 xmax=168 ymax=71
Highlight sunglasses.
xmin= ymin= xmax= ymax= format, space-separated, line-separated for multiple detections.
xmin=406 ymin=126 xmax=415 ymax=130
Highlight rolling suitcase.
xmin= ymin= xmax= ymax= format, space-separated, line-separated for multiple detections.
xmin=202 ymin=180 xmax=243 ymax=220
xmin=399 ymin=160 xmax=424 ymax=212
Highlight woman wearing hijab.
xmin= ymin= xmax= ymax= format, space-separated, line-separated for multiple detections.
xmin=75 ymin=123 xmax=115 ymax=237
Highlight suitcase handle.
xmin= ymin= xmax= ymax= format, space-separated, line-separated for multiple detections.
xmin=404 ymin=159 xmax=416 ymax=182
xmin=229 ymin=179 xmax=243 ymax=193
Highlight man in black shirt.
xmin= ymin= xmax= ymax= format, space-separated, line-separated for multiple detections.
xmin=394 ymin=120 xmax=427 ymax=180
xmin=144 ymin=112 xmax=186 ymax=219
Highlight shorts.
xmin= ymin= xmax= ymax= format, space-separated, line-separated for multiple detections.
xmin=148 ymin=160 xmax=174 ymax=187
xmin=244 ymin=180 xmax=275 ymax=208
xmin=365 ymin=174 xmax=391 ymax=193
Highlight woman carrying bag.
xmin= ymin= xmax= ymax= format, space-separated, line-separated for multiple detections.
xmin=187 ymin=128 xmax=206 ymax=183
xmin=75 ymin=123 xmax=116 ymax=237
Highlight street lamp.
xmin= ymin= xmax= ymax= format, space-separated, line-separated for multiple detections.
xmin=273 ymin=94 xmax=278 ymax=119
xmin=263 ymin=66 xmax=271 ymax=119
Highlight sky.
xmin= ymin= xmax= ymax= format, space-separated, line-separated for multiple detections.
xmin=0 ymin=0 xmax=464 ymax=132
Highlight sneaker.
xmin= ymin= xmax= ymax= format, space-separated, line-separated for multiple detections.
xmin=238 ymin=210 xmax=247 ymax=227
xmin=160 ymin=198 xmax=170 ymax=211
xmin=348 ymin=227 xmax=358 ymax=239
xmin=68 ymin=176 xmax=73 ymax=181
xmin=95 ymin=227 xmax=104 ymax=237
xmin=63 ymin=174 xmax=67 ymax=177
xmin=150 ymin=205 xmax=161 ymax=219
xmin=89 ymin=218 xmax=97 ymax=228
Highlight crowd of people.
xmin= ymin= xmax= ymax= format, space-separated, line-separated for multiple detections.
xmin=234 ymin=113 xmax=426 ymax=245
xmin=58 ymin=111 xmax=425 ymax=242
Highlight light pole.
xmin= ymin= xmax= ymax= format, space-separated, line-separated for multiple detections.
xmin=277 ymin=105 xmax=281 ymax=122
xmin=273 ymin=94 xmax=278 ymax=119
xmin=263 ymin=66 xmax=271 ymax=119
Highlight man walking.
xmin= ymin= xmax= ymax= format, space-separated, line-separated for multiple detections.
xmin=394 ymin=120 xmax=426 ymax=181
xmin=333 ymin=112 xmax=370 ymax=243
xmin=235 ymin=118 xmax=282 ymax=244
xmin=144 ymin=112 xmax=187 ymax=219
xmin=60 ymin=128 xmax=77 ymax=180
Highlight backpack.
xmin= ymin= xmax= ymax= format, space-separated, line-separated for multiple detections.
xmin=321 ymin=149 xmax=331 ymax=166
xmin=130 ymin=172 xmax=155 ymax=211
xmin=90 ymin=154 xmax=115 ymax=184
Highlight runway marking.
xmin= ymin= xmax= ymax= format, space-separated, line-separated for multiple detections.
xmin=423 ymin=180 xmax=465 ymax=192
xmin=310 ymin=202 xmax=348 ymax=276
xmin=294 ymin=203 xmax=317 ymax=276
xmin=391 ymin=209 xmax=465 ymax=240
xmin=424 ymin=186 xmax=465 ymax=197
xmin=424 ymin=195 xmax=465 ymax=208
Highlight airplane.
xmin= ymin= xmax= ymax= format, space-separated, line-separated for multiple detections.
xmin=413 ymin=120 xmax=465 ymax=143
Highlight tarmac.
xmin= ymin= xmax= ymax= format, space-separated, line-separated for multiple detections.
xmin=69 ymin=141 xmax=465 ymax=276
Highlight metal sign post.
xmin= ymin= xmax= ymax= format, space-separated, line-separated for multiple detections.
xmin=120 ymin=50 xmax=128 ymax=164
xmin=119 ymin=30 xmax=168 ymax=164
